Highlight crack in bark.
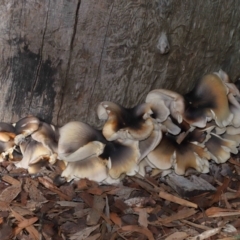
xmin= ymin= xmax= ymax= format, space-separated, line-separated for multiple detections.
xmin=56 ymin=0 xmax=81 ymax=125
xmin=86 ymin=1 xmax=115 ymax=119
xmin=28 ymin=0 xmax=50 ymax=111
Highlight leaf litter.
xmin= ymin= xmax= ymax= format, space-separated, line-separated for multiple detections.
xmin=0 ymin=156 xmax=239 ymax=239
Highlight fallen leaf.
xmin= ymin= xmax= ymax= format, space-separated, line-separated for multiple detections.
xmin=206 ymin=207 xmax=240 ymax=217
xmin=69 ymin=224 xmax=100 ymax=240
xmin=165 ymin=231 xmax=189 ymax=240
xmin=160 ymin=208 xmax=197 ymax=224
xmin=0 ymin=186 xmax=21 ymax=202
xmin=120 ymin=225 xmax=154 ymax=240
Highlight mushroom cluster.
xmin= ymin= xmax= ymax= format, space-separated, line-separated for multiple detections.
xmin=1 ymin=70 xmax=240 ymax=184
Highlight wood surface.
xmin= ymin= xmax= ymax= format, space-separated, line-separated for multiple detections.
xmin=0 ymin=0 xmax=239 ymax=127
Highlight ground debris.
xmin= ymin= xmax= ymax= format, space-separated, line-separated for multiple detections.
xmin=0 ymin=154 xmax=239 ymax=239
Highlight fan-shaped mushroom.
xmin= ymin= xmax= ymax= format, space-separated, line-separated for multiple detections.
xmin=14 ymin=116 xmax=59 ymax=164
xmin=58 ymin=121 xmax=106 ymax=162
xmin=97 ymin=101 xmax=154 ymax=141
xmin=146 ymin=89 xmax=185 ymax=123
xmin=184 ymin=73 xmax=233 ymax=128
xmin=61 ymin=156 xmax=108 ymax=183
xmin=101 ymin=139 xmax=140 ymax=179
xmin=0 ymin=122 xmax=16 ymax=160
xmin=204 ymin=132 xmax=238 ymax=164
xmin=14 ymin=116 xmax=40 ymax=144
xmin=15 ymin=138 xmax=53 ymax=169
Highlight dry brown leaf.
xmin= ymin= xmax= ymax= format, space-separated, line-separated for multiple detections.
xmin=24 ymin=178 xmax=47 ymax=202
xmin=205 ymin=207 xmax=240 ymax=217
xmin=110 ymin=212 xmax=122 ymax=227
xmin=69 ymin=224 xmax=100 ymax=240
xmin=11 ymin=210 xmax=39 ymax=240
xmin=2 ymin=175 xmax=21 ymax=186
xmin=38 ymin=177 xmax=71 ymax=201
xmin=14 ymin=217 xmax=38 ymax=235
xmin=79 ymin=192 xmax=112 ymax=225
xmin=0 ymin=186 xmax=21 ymax=202
xmin=137 ymin=208 xmax=149 ymax=227
xmin=120 ymin=225 xmax=154 ymax=240
xmin=210 ymin=177 xmax=231 ymax=205
xmin=87 ymin=195 xmax=105 ymax=225
xmin=85 ymin=233 xmax=101 ymax=240
xmin=160 ymin=208 xmax=197 ymax=224
xmin=159 ymin=191 xmax=198 ymax=208
xmin=165 ymin=231 xmax=189 ymax=240
xmin=0 ymin=201 xmax=10 ymax=211
xmin=0 ymin=223 xmax=14 ymax=240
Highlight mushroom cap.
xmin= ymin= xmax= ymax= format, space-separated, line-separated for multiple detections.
xmin=227 ymin=93 xmax=240 ymax=127
xmin=15 ymin=139 xmax=52 ymax=169
xmin=97 ymin=101 xmax=154 ymax=141
xmin=146 ymin=89 xmax=185 ymax=123
xmin=146 ymin=134 xmax=175 ymax=170
xmin=61 ymin=156 xmax=108 ymax=183
xmin=173 ymin=147 xmax=209 ymax=175
xmin=0 ymin=122 xmax=15 ymax=133
xmin=31 ymin=122 xmax=59 ymax=153
xmin=161 ymin=117 xmax=181 ymax=135
xmin=14 ymin=116 xmax=40 ymax=135
xmin=58 ymin=121 xmax=106 ymax=162
xmin=221 ymin=133 xmax=240 ymax=146
xmin=101 ymin=139 xmax=140 ymax=179
xmin=14 ymin=116 xmax=41 ymax=145
xmin=184 ymin=73 xmax=233 ymax=128
xmin=28 ymin=158 xmax=66 ymax=174
xmin=204 ymin=132 xmax=238 ymax=164
xmin=138 ymin=119 xmax=163 ymax=160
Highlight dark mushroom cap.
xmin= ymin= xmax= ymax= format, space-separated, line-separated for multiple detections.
xmin=100 ymin=139 xmax=140 ymax=179
xmin=184 ymin=73 xmax=233 ymax=128
xmin=97 ymin=101 xmax=154 ymax=141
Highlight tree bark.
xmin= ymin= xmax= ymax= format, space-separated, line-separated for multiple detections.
xmin=0 ymin=0 xmax=239 ymax=127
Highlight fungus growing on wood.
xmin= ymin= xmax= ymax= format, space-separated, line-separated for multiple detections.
xmin=146 ymin=89 xmax=185 ymax=124
xmin=0 ymin=122 xmax=16 ymax=160
xmin=204 ymin=132 xmax=238 ymax=164
xmin=97 ymin=101 xmax=154 ymax=141
xmin=184 ymin=73 xmax=233 ymax=128
xmin=61 ymin=156 xmax=108 ymax=183
xmin=14 ymin=116 xmax=40 ymax=144
xmin=15 ymin=138 xmax=52 ymax=170
xmin=58 ymin=121 xmax=106 ymax=162
xmin=100 ymin=139 xmax=140 ymax=179
xmin=14 ymin=116 xmax=59 ymax=164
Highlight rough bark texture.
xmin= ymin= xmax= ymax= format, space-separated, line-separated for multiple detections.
xmin=0 ymin=0 xmax=239 ymax=127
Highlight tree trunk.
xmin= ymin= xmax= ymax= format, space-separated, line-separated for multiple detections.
xmin=0 ymin=0 xmax=239 ymax=127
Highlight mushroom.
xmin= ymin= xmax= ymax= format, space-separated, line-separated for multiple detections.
xmin=58 ymin=121 xmax=106 ymax=162
xmin=173 ymin=142 xmax=210 ymax=175
xmin=184 ymin=73 xmax=233 ymax=128
xmin=15 ymin=138 xmax=53 ymax=170
xmin=14 ymin=116 xmax=40 ymax=144
xmin=204 ymin=132 xmax=238 ymax=164
xmin=14 ymin=116 xmax=59 ymax=164
xmin=146 ymin=134 xmax=175 ymax=170
xmin=0 ymin=122 xmax=16 ymax=160
xmin=138 ymin=118 xmax=163 ymax=160
xmin=145 ymin=89 xmax=185 ymax=124
xmin=146 ymin=127 xmax=211 ymax=175
xmin=97 ymin=101 xmax=154 ymax=141
xmin=101 ymin=139 xmax=140 ymax=179
xmin=61 ymin=156 xmax=108 ymax=183
xmin=31 ymin=122 xmax=59 ymax=164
